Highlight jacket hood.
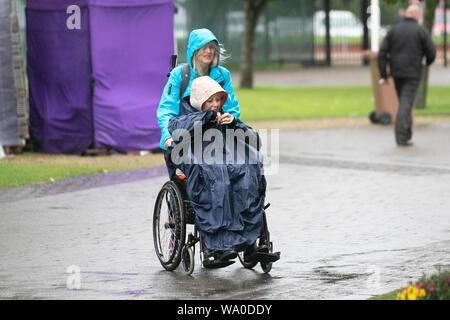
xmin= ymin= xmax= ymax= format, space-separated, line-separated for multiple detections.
xmin=186 ymin=29 xmax=220 ymax=69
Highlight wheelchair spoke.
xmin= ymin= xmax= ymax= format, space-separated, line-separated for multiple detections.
xmin=153 ymin=181 xmax=186 ymax=271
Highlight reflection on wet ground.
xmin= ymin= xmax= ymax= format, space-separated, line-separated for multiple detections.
xmin=1 ymin=124 xmax=449 ymax=299
xmin=280 ymin=155 xmax=450 ymax=176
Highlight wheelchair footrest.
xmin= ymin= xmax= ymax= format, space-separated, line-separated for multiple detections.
xmin=245 ymin=251 xmax=280 ymax=264
xmin=203 ymin=260 xmax=235 ymax=269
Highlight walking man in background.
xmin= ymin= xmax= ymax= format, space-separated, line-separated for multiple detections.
xmin=378 ymin=4 xmax=436 ymax=146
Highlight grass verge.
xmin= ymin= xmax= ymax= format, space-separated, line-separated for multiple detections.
xmin=369 ymin=289 xmax=403 ymax=300
xmin=236 ymin=86 xmax=450 ymax=121
xmin=0 ymin=153 xmax=165 ymax=189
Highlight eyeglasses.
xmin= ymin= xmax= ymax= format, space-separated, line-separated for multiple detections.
xmin=199 ymin=43 xmax=216 ymax=52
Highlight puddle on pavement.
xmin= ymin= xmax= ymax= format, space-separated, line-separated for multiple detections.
xmin=312 ymin=266 xmax=369 ymax=284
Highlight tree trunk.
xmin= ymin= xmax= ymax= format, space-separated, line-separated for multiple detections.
xmin=240 ymin=0 xmax=268 ymax=89
xmin=414 ymin=0 xmax=439 ymax=109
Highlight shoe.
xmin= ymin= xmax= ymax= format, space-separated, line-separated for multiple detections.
xmin=397 ymin=141 xmax=413 ymax=147
xmin=202 ymin=250 xmax=235 ymax=269
xmin=244 ymin=244 xmax=280 ymax=263
xmin=216 ymin=250 xmax=238 ymax=261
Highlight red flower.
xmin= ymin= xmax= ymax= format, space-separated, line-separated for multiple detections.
xmin=428 ymin=285 xmax=434 ymax=293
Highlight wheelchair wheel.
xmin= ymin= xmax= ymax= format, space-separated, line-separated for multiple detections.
xmin=238 ymin=249 xmax=258 ymax=270
xmin=260 ymin=210 xmax=273 ymax=273
xmin=153 ymin=181 xmax=186 ymax=271
xmin=181 ymin=246 xmax=195 ymax=275
xmin=260 ymin=242 xmax=273 ymax=274
xmin=238 ymin=209 xmax=272 ymax=270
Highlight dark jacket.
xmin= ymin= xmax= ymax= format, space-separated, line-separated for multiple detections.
xmin=378 ymin=18 xmax=436 ymax=80
xmin=165 ymin=101 xmax=266 ymax=252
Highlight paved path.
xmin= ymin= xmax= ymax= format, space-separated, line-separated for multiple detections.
xmin=1 ymin=122 xmax=449 ymax=299
xmin=231 ymin=65 xmax=450 ymax=87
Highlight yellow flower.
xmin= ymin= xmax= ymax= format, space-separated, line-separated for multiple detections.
xmin=419 ymin=289 xmax=426 ymax=298
xmin=405 ymin=286 xmax=420 ymax=300
xmin=407 ymin=286 xmax=414 ymax=295
xmin=396 ymin=292 xmax=406 ymax=300
xmin=407 ymin=293 xmax=417 ymax=300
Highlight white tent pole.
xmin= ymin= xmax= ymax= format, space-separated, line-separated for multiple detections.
xmin=371 ymin=0 xmax=380 ymax=52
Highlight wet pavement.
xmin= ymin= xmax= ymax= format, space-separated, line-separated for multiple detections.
xmin=1 ymin=122 xmax=449 ymax=300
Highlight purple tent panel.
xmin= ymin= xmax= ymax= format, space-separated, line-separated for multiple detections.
xmin=89 ymin=0 xmax=170 ymax=6
xmin=90 ymin=0 xmax=173 ymax=152
xmin=26 ymin=0 xmax=89 ymax=10
xmin=26 ymin=0 xmax=173 ymax=154
xmin=26 ymin=0 xmax=92 ymax=154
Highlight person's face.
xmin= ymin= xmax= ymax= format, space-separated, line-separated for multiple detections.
xmin=196 ymin=41 xmax=216 ymax=68
xmin=201 ymin=92 xmax=223 ymax=112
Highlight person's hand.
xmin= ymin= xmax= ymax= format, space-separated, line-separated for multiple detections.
xmin=218 ymin=113 xmax=234 ymax=125
xmin=164 ymin=138 xmax=174 ymax=149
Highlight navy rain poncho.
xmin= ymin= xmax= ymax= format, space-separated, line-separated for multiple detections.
xmin=165 ymin=102 xmax=266 ymax=253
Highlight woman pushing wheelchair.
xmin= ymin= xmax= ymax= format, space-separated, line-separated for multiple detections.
xmin=156 ymin=28 xmax=280 ymax=270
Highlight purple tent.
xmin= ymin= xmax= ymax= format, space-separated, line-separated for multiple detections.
xmin=26 ymin=0 xmax=173 ymax=154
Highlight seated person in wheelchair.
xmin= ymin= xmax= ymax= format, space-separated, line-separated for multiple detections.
xmin=165 ymin=76 xmax=280 ymax=268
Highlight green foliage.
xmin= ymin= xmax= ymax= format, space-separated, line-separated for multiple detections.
xmin=380 ymin=0 xmax=410 ymax=25
xmin=415 ymin=271 xmax=450 ymax=300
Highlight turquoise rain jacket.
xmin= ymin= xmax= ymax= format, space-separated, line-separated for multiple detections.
xmin=157 ymin=28 xmax=240 ymax=150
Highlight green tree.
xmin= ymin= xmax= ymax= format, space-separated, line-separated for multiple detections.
xmin=239 ymin=0 xmax=270 ymax=89
xmin=414 ymin=0 xmax=439 ymax=109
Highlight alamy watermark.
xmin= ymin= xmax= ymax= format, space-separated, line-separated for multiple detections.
xmin=66 ymin=265 xmax=81 ymax=290
xmin=66 ymin=5 xmax=81 ymax=30
xmin=170 ymin=122 xmax=279 ymax=175
xmin=365 ymin=265 xmax=382 ymax=290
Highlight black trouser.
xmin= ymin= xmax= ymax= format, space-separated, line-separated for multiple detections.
xmin=393 ymin=78 xmax=420 ymax=144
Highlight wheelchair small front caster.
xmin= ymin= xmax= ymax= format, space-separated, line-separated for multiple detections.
xmin=181 ymin=246 xmax=194 ymax=275
xmin=260 ymin=241 xmax=273 ymax=273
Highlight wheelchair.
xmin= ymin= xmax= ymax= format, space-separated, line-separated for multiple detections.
xmin=153 ymin=174 xmax=277 ymax=275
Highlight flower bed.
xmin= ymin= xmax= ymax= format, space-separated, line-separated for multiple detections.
xmin=396 ymin=271 xmax=450 ymax=300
